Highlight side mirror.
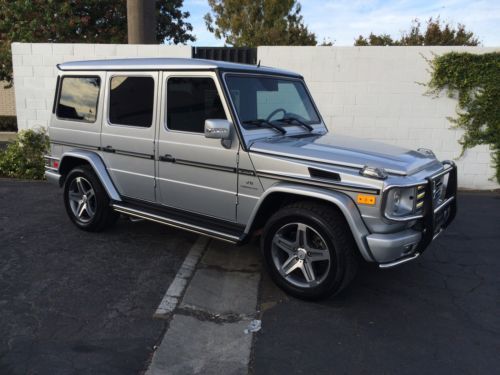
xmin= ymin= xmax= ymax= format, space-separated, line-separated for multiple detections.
xmin=204 ymin=119 xmax=232 ymax=148
xmin=204 ymin=119 xmax=231 ymax=139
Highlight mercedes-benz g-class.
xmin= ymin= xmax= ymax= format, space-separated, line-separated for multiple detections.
xmin=45 ymin=58 xmax=457 ymax=299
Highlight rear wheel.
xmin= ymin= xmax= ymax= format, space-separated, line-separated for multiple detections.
xmin=63 ymin=166 xmax=118 ymax=232
xmin=261 ymin=201 xmax=358 ymax=300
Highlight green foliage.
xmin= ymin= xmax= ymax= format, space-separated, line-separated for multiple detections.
xmin=0 ymin=0 xmax=195 ymax=84
xmin=0 ymin=116 xmax=17 ymax=131
xmin=0 ymin=128 xmax=49 ymax=179
xmin=427 ymin=52 xmax=500 ymax=183
xmin=355 ymin=17 xmax=480 ymax=46
xmin=204 ymin=0 xmax=317 ymax=47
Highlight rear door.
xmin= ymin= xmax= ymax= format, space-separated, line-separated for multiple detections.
xmin=100 ymin=72 xmax=159 ymax=202
xmin=156 ymin=71 xmax=238 ymax=221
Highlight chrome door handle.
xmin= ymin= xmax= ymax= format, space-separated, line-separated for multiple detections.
xmin=102 ymin=145 xmax=115 ymax=153
xmin=159 ymin=154 xmax=175 ymax=162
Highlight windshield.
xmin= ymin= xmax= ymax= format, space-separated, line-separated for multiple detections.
xmin=225 ymin=75 xmax=321 ymax=130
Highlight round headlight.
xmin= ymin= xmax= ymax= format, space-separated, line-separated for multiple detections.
xmin=385 ymin=187 xmax=415 ymax=218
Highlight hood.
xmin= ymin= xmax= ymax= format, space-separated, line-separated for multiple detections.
xmin=249 ymin=133 xmax=440 ymax=176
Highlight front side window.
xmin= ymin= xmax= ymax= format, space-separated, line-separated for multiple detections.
xmin=225 ymin=75 xmax=320 ymax=129
xmin=109 ymin=76 xmax=154 ymax=127
xmin=57 ymin=77 xmax=100 ymax=122
xmin=167 ymin=77 xmax=226 ymax=133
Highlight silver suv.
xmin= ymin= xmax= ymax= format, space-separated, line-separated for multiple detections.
xmin=45 ymin=58 xmax=457 ymax=299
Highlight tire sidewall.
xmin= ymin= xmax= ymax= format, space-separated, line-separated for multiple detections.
xmin=63 ymin=167 xmax=107 ymax=231
xmin=262 ymin=208 xmax=348 ymax=300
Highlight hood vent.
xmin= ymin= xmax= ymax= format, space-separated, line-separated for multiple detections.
xmin=308 ymin=168 xmax=341 ymax=182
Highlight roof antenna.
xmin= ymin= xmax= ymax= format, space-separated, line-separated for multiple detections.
xmin=257 ymin=59 xmax=261 ymax=68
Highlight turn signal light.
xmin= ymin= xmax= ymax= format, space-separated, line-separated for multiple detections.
xmin=357 ymin=194 xmax=376 ymax=205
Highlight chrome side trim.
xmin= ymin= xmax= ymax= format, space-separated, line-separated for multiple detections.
xmin=245 ymin=182 xmax=375 ymax=262
xmin=379 ymin=253 xmax=420 ymax=269
xmin=112 ymin=204 xmax=240 ymax=243
xmin=59 ymin=150 xmax=122 ymax=201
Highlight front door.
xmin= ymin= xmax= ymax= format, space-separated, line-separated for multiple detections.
xmin=100 ymin=72 xmax=159 ymax=202
xmin=156 ymin=72 xmax=238 ymax=221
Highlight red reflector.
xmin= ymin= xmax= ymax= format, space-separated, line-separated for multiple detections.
xmin=53 ymin=161 xmax=59 ymax=168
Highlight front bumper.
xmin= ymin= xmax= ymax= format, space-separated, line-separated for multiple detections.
xmin=368 ymin=162 xmax=458 ymax=267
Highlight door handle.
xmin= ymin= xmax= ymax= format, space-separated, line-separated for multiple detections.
xmin=102 ymin=145 xmax=116 ymax=153
xmin=159 ymin=154 xmax=175 ymax=162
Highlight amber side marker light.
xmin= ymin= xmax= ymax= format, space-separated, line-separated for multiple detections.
xmin=357 ymin=194 xmax=376 ymax=205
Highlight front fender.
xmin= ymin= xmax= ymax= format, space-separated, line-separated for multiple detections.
xmin=245 ymin=182 xmax=374 ymax=262
xmin=59 ymin=150 xmax=122 ymax=202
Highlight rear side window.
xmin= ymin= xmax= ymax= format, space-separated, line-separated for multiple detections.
xmin=167 ymin=77 xmax=226 ymax=133
xmin=57 ymin=77 xmax=100 ymax=122
xmin=109 ymin=76 xmax=154 ymax=127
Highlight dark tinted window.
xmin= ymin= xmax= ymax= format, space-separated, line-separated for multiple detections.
xmin=167 ymin=77 xmax=226 ymax=133
xmin=57 ymin=77 xmax=100 ymax=122
xmin=109 ymin=76 xmax=154 ymax=127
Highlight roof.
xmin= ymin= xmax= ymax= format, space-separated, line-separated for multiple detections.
xmin=57 ymin=57 xmax=301 ymax=77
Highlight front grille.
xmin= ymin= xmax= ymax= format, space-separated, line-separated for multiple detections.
xmin=433 ymin=176 xmax=446 ymax=206
xmin=415 ymin=174 xmax=446 ymax=213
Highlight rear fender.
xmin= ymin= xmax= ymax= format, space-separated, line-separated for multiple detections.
xmin=59 ymin=150 xmax=121 ymax=202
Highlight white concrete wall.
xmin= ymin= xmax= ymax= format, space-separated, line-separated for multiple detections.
xmin=258 ymin=46 xmax=499 ymax=190
xmin=11 ymin=43 xmax=498 ymax=189
xmin=11 ymin=42 xmax=191 ymax=130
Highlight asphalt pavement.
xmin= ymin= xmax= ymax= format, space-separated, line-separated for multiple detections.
xmin=0 ymin=179 xmax=197 ymax=374
xmin=253 ymin=192 xmax=500 ymax=375
xmin=1 ymin=179 xmax=499 ymax=375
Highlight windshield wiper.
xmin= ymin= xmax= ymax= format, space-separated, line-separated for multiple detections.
xmin=274 ymin=116 xmax=314 ymax=132
xmin=242 ymin=119 xmax=287 ymax=134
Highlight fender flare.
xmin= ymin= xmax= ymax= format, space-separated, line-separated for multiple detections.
xmin=59 ymin=150 xmax=122 ymax=202
xmin=244 ymin=182 xmax=374 ymax=262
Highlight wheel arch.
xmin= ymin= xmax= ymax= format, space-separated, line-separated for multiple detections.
xmin=245 ymin=182 xmax=374 ymax=262
xmin=59 ymin=150 xmax=121 ymax=201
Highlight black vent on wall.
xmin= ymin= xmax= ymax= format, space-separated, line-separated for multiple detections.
xmin=308 ymin=168 xmax=341 ymax=182
xmin=192 ymin=47 xmax=257 ymax=65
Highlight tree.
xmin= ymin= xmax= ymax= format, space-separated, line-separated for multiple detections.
xmin=0 ymin=0 xmax=195 ymax=85
xmin=354 ymin=17 xmax=480 ymax=46
xmin=204 ymin=0 xmax=317 ymax=47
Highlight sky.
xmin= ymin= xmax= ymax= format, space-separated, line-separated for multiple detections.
xmin=183 ymin=0 xmax=500 ymax=46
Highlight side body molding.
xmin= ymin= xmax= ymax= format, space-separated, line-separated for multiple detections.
xmin=244 ymin=182 xmax=374 ymax=262
xmin=59 ymin=150 xmax=122 ymax=202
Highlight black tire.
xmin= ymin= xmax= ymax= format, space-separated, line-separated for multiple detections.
xmin=261 ymin=201 xmax=358 ymax=300
xmin=63 ymin=165 xmax=118 ymax=232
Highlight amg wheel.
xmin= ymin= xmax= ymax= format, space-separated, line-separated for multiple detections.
xmin=63 ymin=165 xmax=118 ymax=232
xmin=261 ymin=201 xmax=358 ymax=300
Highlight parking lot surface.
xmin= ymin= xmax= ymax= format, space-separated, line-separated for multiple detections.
xmin=0 ymin=180 xmax=197 ymax=374
xmin=253 ymin=192 xmax=500 ymax=374
xmin=1 ymin=180 xmax=499 ymax=375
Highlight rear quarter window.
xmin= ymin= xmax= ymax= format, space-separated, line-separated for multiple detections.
xmin=56 ymin=76 xmax=100 ymax=123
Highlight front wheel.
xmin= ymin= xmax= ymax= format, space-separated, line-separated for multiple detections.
xmin=261 ymin=201 xmax=358 ymax=300
xmin=63 ymin=166 xmax=118 ymax=232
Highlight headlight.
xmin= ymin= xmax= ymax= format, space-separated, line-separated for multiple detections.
xmin=385 ymin=187 xmax=415 ymax=218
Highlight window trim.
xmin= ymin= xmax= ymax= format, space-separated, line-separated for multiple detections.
xmin=107 ymin=74 xmax=156 ymax=129
xmin=55 ymin=75 xmax=101 ymax=124
xmin=164 ymin=75 xmax=228 ymax=135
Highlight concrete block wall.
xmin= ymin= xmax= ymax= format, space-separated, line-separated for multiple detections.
xmin=11 ymin=43 xmax=191 ymax=131
xmin=258 ymin=46 xmax=499 ymax=190
xmin=11 ymin=43 xmax=498 ymax=189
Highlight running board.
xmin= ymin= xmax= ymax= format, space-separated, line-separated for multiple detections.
xmin=112 ymin=203 xmax=245 ymax=244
